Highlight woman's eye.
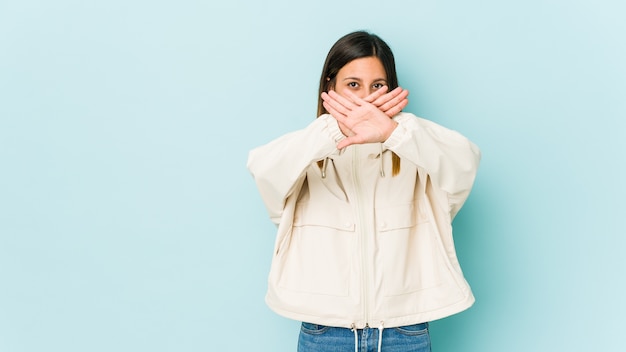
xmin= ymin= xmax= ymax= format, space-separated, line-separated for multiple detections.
xmin=348 ymin=82 xmax=359 ymax=88
xmin=373 ymin=83 xmax=384 ymax=89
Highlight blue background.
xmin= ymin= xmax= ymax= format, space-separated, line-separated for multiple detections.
xmin=1 ymin=0 xmax=624 ymax=351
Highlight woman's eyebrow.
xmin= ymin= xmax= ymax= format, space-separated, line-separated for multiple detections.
xmin=342 ymin=77 xmax=388 ymax=82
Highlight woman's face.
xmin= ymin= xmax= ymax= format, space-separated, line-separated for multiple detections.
xmin=333 ymin=56 xmax=387 ymax=99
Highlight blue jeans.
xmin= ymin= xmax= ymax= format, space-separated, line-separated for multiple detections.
xmin=297 ymin=322 xmax=431 ymax=352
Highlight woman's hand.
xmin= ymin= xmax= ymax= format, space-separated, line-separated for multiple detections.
xmin=322 ymin=89 xmax=404 ymax=149
xmin=362 ymin=86 xmax=409 ymax=117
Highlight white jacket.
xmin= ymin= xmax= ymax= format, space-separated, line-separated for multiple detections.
xmin=247 ymin=112 xmax=481 ymax=329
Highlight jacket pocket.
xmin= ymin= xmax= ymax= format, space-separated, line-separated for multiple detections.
xmin=376 ymin=203 xmax=445 ymax=296
xmin=375 ymin=202 xmax=426 ymax=233
xmin=277 ymin=201 xmax=354 ymax=297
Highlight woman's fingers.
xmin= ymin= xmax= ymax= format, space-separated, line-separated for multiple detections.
xmin=323 ymin=101 xmax=354 ymax=127
xmin=377 ymin=88 xmax=409 ymax=113
xmin=370 ymin=87 xmax=402 ymax=106
xmin=322 ymin=101 xmax=344 ymax=120
xmin=321 ymin=92 xmax=351 ymax=117
xmin=370 ymin=87 xmax=407 ymax=106
xmin=370 ymin=86 xmax=398 ymax=106
xmin=361 ymin=86 xmax=410 ymax=116
xmin=327 ymin=90 xmax=358 ymax=109
xmin=343 ymin=90 xmax=366 ymax=107
xmin=383 ymin=98 xmax=408 ymax=117
xmin=363 ymin=86 xmax=389 ymax=103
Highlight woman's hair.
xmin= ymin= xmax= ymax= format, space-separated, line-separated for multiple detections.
xmin=317 ymin=31 xmax=401 ymax=176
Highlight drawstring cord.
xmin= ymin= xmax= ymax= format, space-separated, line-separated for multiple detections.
xmin=321 ymin=157 xmax=328 ymax=179
xmin=350 ymin=322 xmax=384 ymax=352
xmin=379 ymin=144 xmax=385 ymax=177
xmin=350 ymin=324 xmax=358 ymax=352
xmin=377 ymin=321 xmax=384 ymax=352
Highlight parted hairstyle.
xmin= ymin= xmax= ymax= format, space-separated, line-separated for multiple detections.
xmin=317 ymin=31 xmax=401 ymax=176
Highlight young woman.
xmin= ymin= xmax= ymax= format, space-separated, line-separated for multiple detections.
xmin=247 ymin=31 xmax=481 ymax=352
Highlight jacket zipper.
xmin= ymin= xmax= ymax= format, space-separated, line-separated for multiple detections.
xmin=352 ymin=146 xmax=370 ymax=327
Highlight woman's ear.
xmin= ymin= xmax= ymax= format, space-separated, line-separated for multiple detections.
xmin=326 ymin=77 xmax=335 ymax=92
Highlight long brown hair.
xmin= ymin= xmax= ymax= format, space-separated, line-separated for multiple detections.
xmin=317 ymin=31 xmax=401 ymax=176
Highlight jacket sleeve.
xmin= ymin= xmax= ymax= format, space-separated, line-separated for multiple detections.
xmin=247 ymin=114 xmax=346 ymax=224
xmin=383 ymin=113 xmax=481 ymax=219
